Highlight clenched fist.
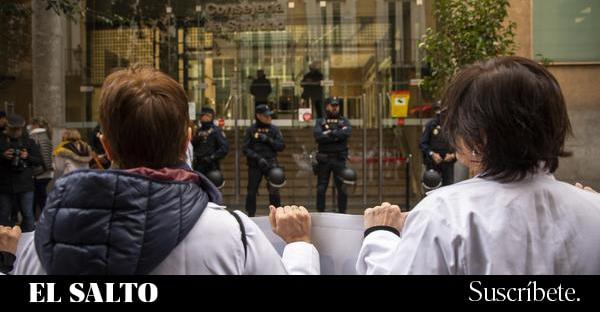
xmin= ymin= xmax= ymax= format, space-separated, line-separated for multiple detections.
xmin=0 ymin=225 xmax=22 ymax=255
xmin=269 ymin=205 xmax=312 ymax=244
xmin=364 ymin=202 xmax=408 ymax=232
xmin=576 ymin=183 xmax=598 ymax=193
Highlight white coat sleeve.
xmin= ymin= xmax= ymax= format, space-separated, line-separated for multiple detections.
xmin=234 ymin=211 xmax=320 ymax=275
xmin=356 ymin=230 xmax=401 ymax=275
xmin=356 ymin=208 xmax=463 ymax=275
xmin=12 ymin=232 xmax=46 ymax=275
xmin=281 ymin=242 xmax=320 ymax=275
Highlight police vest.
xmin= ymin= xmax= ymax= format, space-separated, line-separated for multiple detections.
xmin=318 ymin=117 xmax=349 ymax=155
xmin=429 ymin=122 xmax=451 ymax=153
xmin=194 ymin=128 xmax=218 ymax=157
xmin=249 ymin=126 xmax=280 ymax=160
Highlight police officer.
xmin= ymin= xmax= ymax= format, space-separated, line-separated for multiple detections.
xmin=192 ymin=107 xmax=229 ymax=175
xmin=419 ymin=105 xmax=456 ymax=186
xmin=243 ymin=105 xmax=285 ymax=217
xmin=314 ymin=97 xmax=352 ymax=213
xmin=301 ymin=62 xmax=325 ymax=119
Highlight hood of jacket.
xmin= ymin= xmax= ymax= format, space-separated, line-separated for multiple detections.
xmin=34 ymin=167 xmax=222 ymax=275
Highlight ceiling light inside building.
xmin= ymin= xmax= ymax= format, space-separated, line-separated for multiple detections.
xmin=320 ymin=1 xmax=327 ymax=8
xmin=288 ymin=1 xmax=295 ymax=9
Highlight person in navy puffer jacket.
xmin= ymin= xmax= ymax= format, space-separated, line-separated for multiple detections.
xmin=8 ymin=65 xmax=319 ymax=275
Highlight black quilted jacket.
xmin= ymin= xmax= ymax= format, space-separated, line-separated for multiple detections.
xmin=34 ymin=168 xmax=222 ymax=275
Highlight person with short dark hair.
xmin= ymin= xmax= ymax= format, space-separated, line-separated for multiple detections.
xmin=358 ymin=56 xmax=600 ymax=274
xmin=0 ymin=114 xmax=43 ymax=233
xmin=192 ymin=106 xmax=229 ymax=175
xmin=250 ymin=70 xmax=272 ymax=107
xmin=10 ymin=66 xmax=318 ymax=275
xmin=243 ymin=104 xmax=285 ymax=217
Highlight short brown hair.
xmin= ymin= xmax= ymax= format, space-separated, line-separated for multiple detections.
xmin=62 ymin=129 xmax=81 ymax=142
xmin=99 ymin=65 xmax=189 ymax=169
xmin=442 ymin=56 xmax=572 ymax=182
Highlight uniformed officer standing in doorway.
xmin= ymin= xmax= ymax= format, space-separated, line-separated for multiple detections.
xmin=314 ymin=97 xmax=353 ymax=214
xmin=250 ymin=69 xmax=272 ymax=108
xmin=192 ymin=107 xmax=229 ymax=176
xmin=243 ymin=104 xmax=286 ymax=217
xmin=301 ymin=62 xmax=325 ymax=119
xmin=419 ymin=105 xmax=456 ymax=186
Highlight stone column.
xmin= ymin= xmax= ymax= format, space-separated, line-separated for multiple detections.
xmin=32 ymin=1 xmax=66 ymax=144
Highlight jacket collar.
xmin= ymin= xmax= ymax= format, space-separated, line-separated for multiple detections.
xmin=124 ymin=163 xmax=223 ymax=205
xmin=34 ymin=167 xmax=219 ymax=275
xmin=30 ymin=128 xmax=46 ymax=135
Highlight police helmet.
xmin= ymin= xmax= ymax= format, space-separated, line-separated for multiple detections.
xmin=422 ymin=169 xmax=442 ymax=191
xmin=268 ymin=167 xmax=287 ymax=188
xmin=206 ymin=170 xmax=225 ymax=189
xmin=337 ymin=167 xmax=357 ymax=185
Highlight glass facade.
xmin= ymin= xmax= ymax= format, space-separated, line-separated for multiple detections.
xmin=2 ymin=0 xmax=599 ymax=216
xmin=80 ymin=0 xmax=431 ymax=212
xmin=0 ymin=0 xmax=434 ymax=213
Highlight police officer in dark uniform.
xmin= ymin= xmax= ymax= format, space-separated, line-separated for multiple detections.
xmin=301 ymin=62 xmax=325 ymax=119
xmin=314 ymin=97 xmax=352 ymax=213
xmin=243 ymin=104 xmax=285 ymax=217
xmin=191 ymin=107 xmax=229 ymax=175
xmin=419 ymin=106 xmax=456 ymax=186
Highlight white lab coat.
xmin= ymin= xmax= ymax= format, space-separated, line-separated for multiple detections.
xmin=11 ymin=203 xmax=320 ymax=275
xmin=357 ymin=172 xmax=600 ymax=274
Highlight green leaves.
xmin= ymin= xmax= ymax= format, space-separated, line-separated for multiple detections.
xmin=421 ymin=0 xmax=516 ymax=100
xmin=0 ymin=2 xmax=32 ymax=18
xmin=45 ymin=0 xmax=82 ymax=22
xmin=1 ymin=1 xmax=160 ymax=26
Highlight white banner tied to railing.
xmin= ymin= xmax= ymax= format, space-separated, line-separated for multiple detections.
xmin=252 ymin=213 xmax=364 ymax=275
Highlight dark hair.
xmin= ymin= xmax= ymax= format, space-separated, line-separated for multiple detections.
xmin=442 ymin=56 xmax=572 ymax=182
xmin=99 ymin=65 xmax=189 ymax=169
